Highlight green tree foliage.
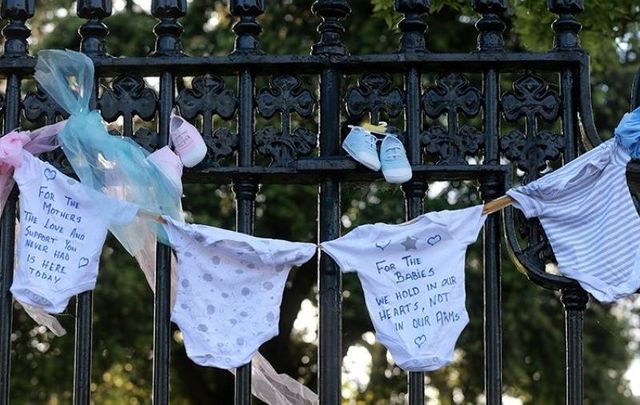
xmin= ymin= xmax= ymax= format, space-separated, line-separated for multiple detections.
xmin=4 ymin=0 xmax=640 ymax=404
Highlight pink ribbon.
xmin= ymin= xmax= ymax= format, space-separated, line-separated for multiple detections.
xmin=0 ymin=121 xmax=66 ymax=214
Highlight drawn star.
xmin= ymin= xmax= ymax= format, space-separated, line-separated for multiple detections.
xmin=401 ymin=236 xmax=418 ymax=251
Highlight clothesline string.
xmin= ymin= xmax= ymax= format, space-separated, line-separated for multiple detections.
xmin=139 ymin=196 xmax=514 ymax=234
xmin=482 ymin=195 xmax=514 ymax=215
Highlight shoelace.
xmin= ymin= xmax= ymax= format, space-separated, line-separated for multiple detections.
xmin=364 ymin=133 xmax=377 ymax=150
xmin=383 ymin=145 xmax=403 ymax=160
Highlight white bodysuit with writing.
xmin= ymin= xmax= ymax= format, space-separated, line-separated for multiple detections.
xmin=10 ymin=151 xmax=138 ymax=313
xmin=321 ymin=205 xmax=486 ymax=372
xmin=163 ymin=217 xmax=316 ymax=369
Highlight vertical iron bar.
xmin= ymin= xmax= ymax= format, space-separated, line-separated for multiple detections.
xmin=152 ymin=71 xmax=174 ymax=405
xmin=473 ymin=4 xmax=507 ymax=400
xmin=0 ymin=74 xmax=20 ymax=405
xmin=72 ymin=2 xmax=113 ymax=393
xmin=0 ymin=0 xmax=34 ymax=402
xmin=150 ymin=1 xmax=185 ymax=402
xmin=317 ymin=68 xmax=342 ymax=404
xmin=73 ymin=290 xmax=93 ymax=405
xmin=73 ymin=61 xmax=96 ymax=402
xmin=233 ymin=70 xmax=257 ymax=405
xmin=0 ymin=201 xmax=14 ymax=405
xmin=560 ymin=66 xmax=583 ymax=405
xmin=561 ymin=70 xmax=577 ymax=160
xmin=228 ymin=0 xmax=264 ymax=400
xmin=403 ymin=67 xmax=426 ymax=405
xmin=481 ymin=69 xmax=503 ymax=405
xmin=311 ymin=0 xmax=349 ymax=401
xmin=565 ymin=309 xmax=584 ymax=405
xmin=548 ymin=3 xmax=585 ymax=403
xmin=561 ymin=288 xmax=588 ymax=405
xmin=395 ymin=0 xmax=428 ymax=400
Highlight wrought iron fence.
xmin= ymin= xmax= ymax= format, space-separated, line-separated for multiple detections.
xmin=0 ymin=0 xmax=606 ymax=404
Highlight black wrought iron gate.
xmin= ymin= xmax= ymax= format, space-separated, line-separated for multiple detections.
xmin=0 ymin=0 xmax=608 ymax=404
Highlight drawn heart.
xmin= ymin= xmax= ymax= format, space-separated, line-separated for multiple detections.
xmin=427 ymin=234 xmax=442 ymax=246
xmin=44 ymin=168 xmax=57 ymax=181
xmin=78 ymin=257 xmax=89 ymax=269
xmin=414 ymin=334 xmax=427 ymax=348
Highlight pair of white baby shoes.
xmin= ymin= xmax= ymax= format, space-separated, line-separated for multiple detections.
xmin=342 ymin=125 xmax=412 ymax=184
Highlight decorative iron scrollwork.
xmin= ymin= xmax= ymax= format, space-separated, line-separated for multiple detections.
xmin=131 ymin=127 xmax=160 ymax=153
xmin=176 ymin=75 xmax=238 ymax=166
xmin=2 ymin=0 xmax=34 ymax=57
xmin=501 ymin=72 xmax=577 ymax=292
xmin=471 ymin=0 xmax=507 ymax=51
xmin=230 ymin=0 xmax=264 ymax=54
xmin=177 ymin=76 xmax=237 ymax=121
xmin=23 ymin=86 xmax=69 ymax=123
xmin=394 ymin=0 xmax=430 ymax=53
xmin=151 ymin=0 xmax=186 ymax=56
xmin=547 ymin=0 xmax=584 ymax=15
xmin=203 ymin=128 xmax=238 ymax=166
xmin=99 ymin=75 xmax=158 ymax=123
xmin=255 ymin=75 xmax=316 ymax=166
xmin=501 ymin=129 xmax=565 ymax=180
xmin=257 ymin=76 xmax=314 ymax=119
xmin=345 ymin=74 xmax=404 ymax=123
xmin=423 ymin=73 xmax=481 ymax=117
xmin=77 ymin=0 xmax=112 ymax=56
xmin=547 ymin=0 xmax=584 ymax=50
xmin=502 ymin=74 xmax=560 ymax=123
xmin=422 ymin=125 xmax=483 ymax=165
xmin=311 ymin=0 xmax=350 ymax=56
xmin=255 ymin=126 xmax=316 ymax=166
xmin=230 ymin=0 xmax=264 ymax=15
xmin=500 ymin=73 xmax=563 ymax=182
xmin=421 ymin=74 xmax=483 ymax=164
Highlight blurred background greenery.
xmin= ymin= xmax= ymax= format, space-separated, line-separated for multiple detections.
xmin=5 ymin=0 xmax=640 ymax=403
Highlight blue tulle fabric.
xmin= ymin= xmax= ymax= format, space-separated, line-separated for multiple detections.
xmin=34 ymin=49 xmax=182 ymax=252
xmin=615 ymin=106 xmax=640 ymax=159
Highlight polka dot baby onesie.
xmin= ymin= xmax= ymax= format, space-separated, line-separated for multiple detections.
xmin=320 ymin=205 xmax=486 ymax=372
xmin=162 ymin=217 xmax=316 ymax=369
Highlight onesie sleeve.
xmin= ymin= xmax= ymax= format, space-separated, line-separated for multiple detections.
xmin=161 ymin=216 xmax=192 ymax=251
xmin=12 ymin=150 xmax=43 ymax=187
xmin=320 ymin=225 xmax=371 ymax=273
xmin=506 ymin=139 xmax=614 ymax=218
xmin=438 ymin=205 xmax=486 ymax=246
xmin=268 ymin=241 xmax=316 ymax=268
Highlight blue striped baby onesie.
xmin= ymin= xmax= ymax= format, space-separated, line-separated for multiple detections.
xmin=507 ymin=139 xmax=640 ymax=302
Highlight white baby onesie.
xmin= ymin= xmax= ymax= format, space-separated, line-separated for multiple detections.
xmin=507 ymin=138 xmax=640 ymax=302
xmin=162 ymin=217 xmax=316 ymax=369
xmin=320 ymin=205 xmax=486 ymax=372
xmin=10 ymin=151 xmax=138 ymax=313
